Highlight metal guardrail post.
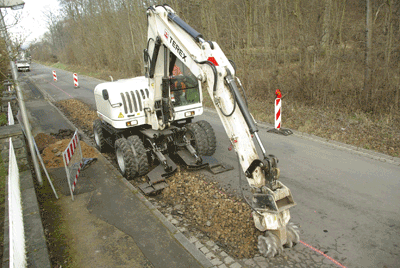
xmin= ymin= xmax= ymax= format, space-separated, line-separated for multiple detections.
xmin=0 ymin=10 xmax=43 ymax=185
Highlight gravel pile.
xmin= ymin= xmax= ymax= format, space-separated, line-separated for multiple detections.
xmin=159 ymin=168 xmax=261 ymax=258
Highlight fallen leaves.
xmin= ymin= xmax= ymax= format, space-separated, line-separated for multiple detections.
xmin=161 ymin=169 xmax=261 ymax=259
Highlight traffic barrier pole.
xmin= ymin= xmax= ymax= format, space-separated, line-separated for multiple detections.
xmin=275 ymin=89 xmax=282 ymax=130
xmin=52 ymin=70 xmax=57 ymax=82
xmin=73 ymin=73 xmax=79 ymax=88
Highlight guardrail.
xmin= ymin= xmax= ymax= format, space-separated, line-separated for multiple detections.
xmin=7 ymin=101 xmax=26 ymax=267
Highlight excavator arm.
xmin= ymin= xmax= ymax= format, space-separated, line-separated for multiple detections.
xmin=145 ymin=5 xmax=299 ymax=257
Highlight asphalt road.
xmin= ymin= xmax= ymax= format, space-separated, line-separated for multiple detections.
xmin=22 ymin=62 xmax=400 ymax=268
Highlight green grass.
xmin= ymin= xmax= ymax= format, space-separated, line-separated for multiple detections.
xmin=34 ymin=172 xmax=72 ymax=267
xmin=0 ymin=154 xmax=6 ymax=204
xmin=51 ymin=62 xmax=68 ymax=70
xmin=37 ymin=60 xmax=125 ymax=82
xmin=0 ymin=113 xmax=7 ymax=126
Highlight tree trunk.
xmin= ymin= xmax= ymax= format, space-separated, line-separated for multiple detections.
xmin=322 ymin=0 xmax=332 ymax=50
xmin=364 ymin=0 xmax=372 ymax=110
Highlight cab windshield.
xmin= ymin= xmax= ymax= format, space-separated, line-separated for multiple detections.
xmin=170 ymin=61 xmax=200 ymax=107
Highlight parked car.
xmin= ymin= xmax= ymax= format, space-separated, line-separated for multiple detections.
xmin=16 ymin=59 xmax=30 ymax=72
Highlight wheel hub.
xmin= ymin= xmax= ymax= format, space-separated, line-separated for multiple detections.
xmin=94 ymin=129 xmax=100 ymax=147
xmin=116 ymin=148 xmax=125 ymax=174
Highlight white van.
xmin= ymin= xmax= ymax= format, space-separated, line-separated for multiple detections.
xmin=16 ymin=59 xmax=30 ymax=72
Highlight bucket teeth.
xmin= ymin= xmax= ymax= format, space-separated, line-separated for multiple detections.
xmin=258 ymin=222 xmax=300 ymax=258
xmin=258 ymin=232 xmax=283 ymax=258
xmin=284 ymin=222 xmax=300 ymax=248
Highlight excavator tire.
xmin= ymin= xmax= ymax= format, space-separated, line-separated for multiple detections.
xmin=93 ymin=119 xmax=107 ymax=152
xmin=196 ymin=120 xmax=216 ymax=156
xmin=127 ymin=135 xmax=149 ymax=177
xmin=115 ymin=138 xmax=136 ymax=179
xmin=185 ymin=123 xmax=208 ymax=156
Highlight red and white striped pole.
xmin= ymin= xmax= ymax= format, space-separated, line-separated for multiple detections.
xmin=52 ymin=70 xmax=57 ymax=82
xmin=73 ymin=73 xmax=79 ymax=88
xmin=275 ymin=89 xmax=282 ymax=130
xmin=73 ymin=73 xmax=79 ymax=87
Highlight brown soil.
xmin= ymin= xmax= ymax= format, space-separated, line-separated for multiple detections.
xmin=56 ymin=99 xmax=98 ymax=133
xmin=40 ymin=138 xmax=99 ymax=168
xmin=35 ymin=133 xmax=57 ymax=153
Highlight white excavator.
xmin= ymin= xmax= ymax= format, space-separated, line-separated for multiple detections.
xmin=93 ymin=4 xmax=300 ymax=258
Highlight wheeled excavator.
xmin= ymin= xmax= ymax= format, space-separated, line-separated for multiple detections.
xmin=93 ymin=5 xmax=300 ymax=257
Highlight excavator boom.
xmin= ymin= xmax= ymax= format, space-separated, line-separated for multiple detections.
xmin=144 ymin=5 xmax=299 ymax=257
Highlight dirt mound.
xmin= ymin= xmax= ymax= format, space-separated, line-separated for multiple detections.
xmin=35 ymin=133 xmax=57 ymax=153
xmin=40 ymin=138 xmax=99 ymax=169
xmin=56 ymin=99 xmax=98 ymax=132
xmin=50 ymin=129 xmax=76 ymax=140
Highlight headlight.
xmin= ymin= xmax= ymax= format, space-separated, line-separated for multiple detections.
xmin=126 ymin=120 xmax=138 ymax=126
xmin=185 ymin=111 xmax=195 ymax=117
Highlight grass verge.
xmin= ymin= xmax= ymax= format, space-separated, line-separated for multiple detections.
xmin=33 ymin=168 xmax=72 ymax=267
xmin=35 ymin=60 xmax=129 ymax=82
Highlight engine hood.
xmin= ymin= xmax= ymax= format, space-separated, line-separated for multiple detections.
xmin=94 ymin=76 xmax=148 ymax=103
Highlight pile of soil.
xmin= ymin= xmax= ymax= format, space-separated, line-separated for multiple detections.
xmin=50 ymin=129 xmax=77 ymax=140
xmin=35 ymin=133 xmax=57 ymax=153
xmin=161 ymin=169 xmax=261 ymax=259
xmin=56 ymin=99 xmax=98 ymax=133
xmin=35 ymin=132 xmax=99 ymax=169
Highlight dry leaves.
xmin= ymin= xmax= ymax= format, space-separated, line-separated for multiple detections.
xmin=161 ymin=169 xmax=261 ymax=259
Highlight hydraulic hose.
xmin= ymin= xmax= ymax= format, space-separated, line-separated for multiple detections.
xmin=195 ymin=59 xmax=218 ymax=92
xmin=237 ymin=152 xmax=262 ymax=215
xmin=196 ymin=59 xmax=236 ymax=117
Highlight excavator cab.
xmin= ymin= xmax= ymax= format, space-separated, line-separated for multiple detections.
xmin=170 ymin=60 xmax=200 ymax=107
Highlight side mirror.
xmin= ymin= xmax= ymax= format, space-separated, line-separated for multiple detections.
xmin=102 ymin=89 xmax=109 ymax=100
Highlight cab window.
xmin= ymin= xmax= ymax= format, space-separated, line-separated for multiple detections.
xmin=170 ymin=61 xmax=200 ymax=107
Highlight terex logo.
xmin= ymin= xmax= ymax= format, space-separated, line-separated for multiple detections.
xmin=164 ymin=29 xmax=187 ymax=62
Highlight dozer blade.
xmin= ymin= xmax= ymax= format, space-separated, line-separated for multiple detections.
xmin=202 ymin=156 xmax=234 ymax=174
xmin=138 ymin=155 xmax=177 ymax=195
xmin=175 ymin=150 xmax=233 ymax=174
xmin=175 ymin=150 xmax=208 ymax=169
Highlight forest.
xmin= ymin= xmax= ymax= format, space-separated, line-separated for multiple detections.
xmin=30 ymin=0 xmax=400 ymax=113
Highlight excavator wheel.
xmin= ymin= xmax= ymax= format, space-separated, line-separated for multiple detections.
xmin=93 ymin=119 xmax=107 ymax=152
xmin=196 ymin=120 xmax=217 ymax=156
xmin=258 ymin=232 xmax=283 ymax=258
xmin=185 ymin=123 xmax=208 ymax=156
xmin=127 ymin=135 xmax=149 ymax=177
xmin=115 ymin=138 xmax=136 ymax=180
xmin=284 ymin=222 xmax=300 ymax=248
